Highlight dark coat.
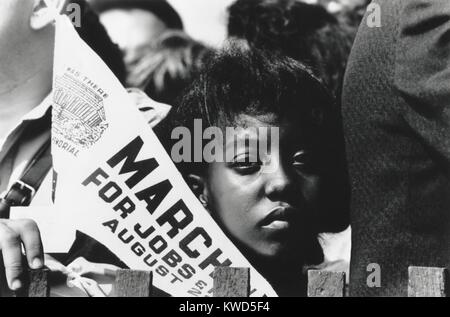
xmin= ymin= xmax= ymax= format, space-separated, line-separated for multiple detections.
xmin=342 ymin=0 xmax=450 ymax=297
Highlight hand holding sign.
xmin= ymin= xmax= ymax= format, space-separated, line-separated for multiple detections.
xmin=0 ymin=218 xmax=44 ymax=291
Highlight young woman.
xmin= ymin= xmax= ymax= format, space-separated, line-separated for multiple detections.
xmin=156 ymin=45 xmax=350 ymax=296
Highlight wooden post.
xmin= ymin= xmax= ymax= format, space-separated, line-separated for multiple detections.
xmin=408 ymin=267 xmax=448 ymax=297
xmin=15 ymin=269 xmax=50 ymax=297
xmin=114 ymin=269 xmax=153 ymax=297
xmin=213 ymin=267 xmax=250 ymax=297
xmin=307 ymin=270 xmax=346 ymax=297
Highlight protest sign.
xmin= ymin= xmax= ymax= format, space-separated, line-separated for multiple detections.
xmin=50 ymin=14 xmax=277 ymax=297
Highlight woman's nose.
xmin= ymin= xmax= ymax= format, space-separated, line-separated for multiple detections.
xmin=264 ymin=163 xmax=295 ymax=201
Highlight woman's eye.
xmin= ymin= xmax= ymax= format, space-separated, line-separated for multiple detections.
xmin=292 ymin=151 xmax=314 ymax=172
xmin=230 ymin=155 xmax=262 ymax=174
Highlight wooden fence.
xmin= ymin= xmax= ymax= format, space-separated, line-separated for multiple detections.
xmin=2 ymin=266 xmax=448 ymax=297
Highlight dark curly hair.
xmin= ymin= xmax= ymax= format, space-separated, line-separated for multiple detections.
xmin=155 ymin=43 xmax=350 ymax=233
xmin=227 ymin=0 xmax=355 ymax=102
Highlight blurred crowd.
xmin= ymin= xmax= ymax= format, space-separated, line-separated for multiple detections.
xmin=0 ymin=0 xmax=370 ymax=297
xmin=80 ymin=0 xmax=369 ymax=107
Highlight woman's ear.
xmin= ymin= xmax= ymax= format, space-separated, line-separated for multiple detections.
xmin=30 ymin=0 xmax=66 ymax=30
xmin=186 ymin=174 xmax=210 ymax=211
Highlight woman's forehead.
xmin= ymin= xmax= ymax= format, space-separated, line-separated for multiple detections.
xmin=234 ymin=113 xmax=279 ymax=127
xmin=233 ymin=113 xmax=303 ymax=133
xmin=224 ymin=113 xmax=305 ymax=146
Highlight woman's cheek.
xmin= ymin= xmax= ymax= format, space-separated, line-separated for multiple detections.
xmin=211 ymin=168 xmax=262 ymax=215
xmin=207 ymin=166 xmax=265 ymax=240
xmin=299 ymin=174 xmax=322 ymax=205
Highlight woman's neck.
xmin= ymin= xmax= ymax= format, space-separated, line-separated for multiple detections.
xmin=237 ymin=236 xmax=324 ymax=297
xmin=253 ymin=255 xmax=308 ymax=297
xmin=235 ymin=244 xmax=308 ymax=297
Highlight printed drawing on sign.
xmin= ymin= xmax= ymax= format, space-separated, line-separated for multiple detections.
xmin=53 ymin=70 xmax=109 ymax=149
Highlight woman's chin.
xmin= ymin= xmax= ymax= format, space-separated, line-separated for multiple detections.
xmin=252 ymin=241 xmax=304 ymax=263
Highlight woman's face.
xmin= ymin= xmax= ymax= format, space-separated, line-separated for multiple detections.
xmin=203 ymin=113 xmax=322 ymax=263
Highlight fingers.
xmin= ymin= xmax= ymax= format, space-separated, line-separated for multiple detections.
xmin=0 ymin=222 xmax=24 ymax=290
xmin=0 ymin=220 xmax=44 ymax=291
xmin=6 ymin=219 xmax=44 ymax=269
xmin=67 ymin=257 xmax=119 ymax=277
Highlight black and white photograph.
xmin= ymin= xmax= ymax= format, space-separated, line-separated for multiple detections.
xmin=0 ymin=0 xmax=448 ymax=301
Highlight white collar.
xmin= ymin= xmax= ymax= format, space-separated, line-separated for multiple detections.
xmin=21 ymin=94 xmax=52 ymax=122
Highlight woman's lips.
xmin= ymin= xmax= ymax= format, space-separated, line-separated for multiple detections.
xmin=261 ymin=220 xmax=291 ymax=230
xmin=259 ymin=206 xmax=297 ymax=230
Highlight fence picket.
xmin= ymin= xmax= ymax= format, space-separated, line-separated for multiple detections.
xmin=213 ymin=267 xmax=250 ymax=297
xmin=408 ymin=266 xmax=448 ymax=297
xmin=307 ymin=270 xmax=346 ymax=297
xmin=114 ymin=269 xmax=153 ymax=297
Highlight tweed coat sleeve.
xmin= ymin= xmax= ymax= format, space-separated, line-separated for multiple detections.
xmin=394 ymin=0 xmax=450 ymax=176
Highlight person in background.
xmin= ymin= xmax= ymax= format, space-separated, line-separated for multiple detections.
xmin=0 ymin=0 xmax=163 ymax=296
xmin=71 ymin=0 xmax=126 ymax=83
xmin=155 ymin=45 xmax=350 ymax=296
xmin=127 ymin=30 xmax=213 ymax=108
xmin=227 ymin=0 xmax=355 ymax=103
xmin=90 ymin=0 xmax=184 ymax=75
xmin=342 ymin=0 xmax=450 ymax=296
xmin=323 ymin=0 xmax=371 ymax=29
